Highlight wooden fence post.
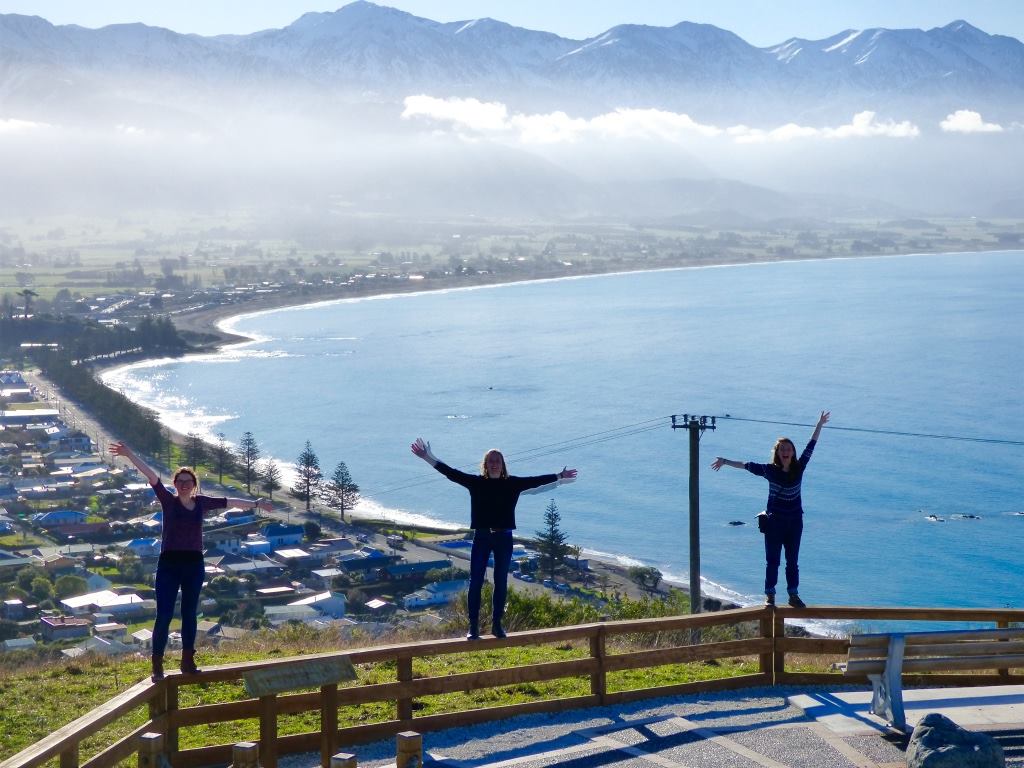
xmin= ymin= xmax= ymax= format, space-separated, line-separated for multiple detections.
xmin=166 ymin=683 xmax=180 ymax=761
xmin=330 ymin=753 xmax=357 ymax=768
xmin=998 ymin=619 xmax=1010 ymax=678
xmin=590 ymin=621 xmax=607 ymax=704
xmin=259 ymin=695 xmax=278 ymax=768
xmin=759 ymin=607 xmax=774 ymax=683
xmin=232 ymin=741 xmax=260 ymax=768
xmin=396 ymin=731 xmax=422 ymax=768
xmin=321 ymin=683 xmax=339 ymax=768
xmin=397 ymin=656 xmax=413 ymax=722
xmin=772 ymin=609 xmax=786 ymax=684
xmin=137 ymin=733 xmax=163 ymax=768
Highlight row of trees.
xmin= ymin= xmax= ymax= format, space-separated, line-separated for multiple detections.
xmin=182 ymin=432 xmax=360 ymax=522
xmin=292 ymin=440 xmax=361 ymax=521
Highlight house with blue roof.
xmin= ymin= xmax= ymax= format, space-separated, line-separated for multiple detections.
xmin=263 ymin=523 xmax=304 ymax=548
xmin=31 ymin=509 xmax=87 ymax=528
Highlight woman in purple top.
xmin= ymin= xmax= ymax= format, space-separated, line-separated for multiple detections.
xmin=110 ymin=441 xmax=272 ymax=680
xmin=710 ymin=411 xmax=829 ymax=608
xmin=411 ymin=438 xmax=577 ymax=640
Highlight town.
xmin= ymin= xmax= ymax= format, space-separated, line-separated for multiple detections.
xmin=0 ymin=368 xmax=553 ymax=660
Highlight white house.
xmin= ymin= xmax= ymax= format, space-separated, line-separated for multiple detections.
xmin=62 ymin=636 xmax=134 ymax=658
xmin=403 ymin=579 xmax=470 ymax=610
xmin=60 ymin=589 xmax=154 ymax=619
xmin=309 ymin=567 xmax=344 ymax=589
xmin=288 ymin=591 xmax=346 ymax=619
xmin=264 ymin=604 xmax=320 ymax=626
xmin=131 ymin=628 xmax=153 ymax=650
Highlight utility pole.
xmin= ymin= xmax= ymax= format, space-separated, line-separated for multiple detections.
xmin=671 ymin=414 xmax=716 ymax=618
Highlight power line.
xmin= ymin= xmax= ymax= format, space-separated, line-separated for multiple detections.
xmin=716 ymin=416 xmax=1024 ymax=446
xmin=361 ymin=411 xmax=1024 ymax=501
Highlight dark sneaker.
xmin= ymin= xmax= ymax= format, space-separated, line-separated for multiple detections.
xmin=788 ymin=594 xmax=806 ymax=608
xmin=764 ymin=594 xmax=775 ymax=606
xmin=466 ymin=631 xmax=480 ymax=640
xmin=492 ymin=626 xmax=507 ymax=639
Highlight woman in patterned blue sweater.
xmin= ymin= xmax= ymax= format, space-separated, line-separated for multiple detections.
xmin=711 ymin=411 xmax=829 ymax=608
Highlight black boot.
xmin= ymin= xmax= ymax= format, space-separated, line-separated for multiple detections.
xmin=151 ymin=655 xmax=164 ymax=681
xmin=180 ymin=648 xmax=200 ymax=674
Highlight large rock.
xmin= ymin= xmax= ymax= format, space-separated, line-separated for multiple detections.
xmin=906 ymin=712 xmax=1004 ymax=768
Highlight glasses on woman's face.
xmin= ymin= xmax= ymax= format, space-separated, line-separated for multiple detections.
xmin=174 ymin=475 xmax=195 ymax=488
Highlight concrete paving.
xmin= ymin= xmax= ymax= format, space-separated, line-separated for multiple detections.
xmin=789 ymin=684 xmax=1024 ymax=734
xmin=277 ymin=685 xmax=1024 ymax=768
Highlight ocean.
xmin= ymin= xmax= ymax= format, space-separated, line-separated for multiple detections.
xmin=102 ymin=250 xmax=1024 ymax=628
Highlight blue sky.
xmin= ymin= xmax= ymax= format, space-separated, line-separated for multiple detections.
xmin=1 ymin=0 xmax=1021 ymax=44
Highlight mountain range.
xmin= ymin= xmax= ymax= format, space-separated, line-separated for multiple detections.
xmin=1 ymin=2 xmax=1022 ymax=220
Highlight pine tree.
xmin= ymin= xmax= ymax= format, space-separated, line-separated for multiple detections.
xmin=534 ymin=499 xmax=568 ymax=582
xmin=184 ymin=432 xmax=206 ymax=469
xmin=325 ymin=460 xmax=360 ymax=523
xmin=292 ymin=441 xmax=322 ymax=512
xmin=236 ymin=431 xmax=261 ymax=494
xmin=260 ymin=458 xmax=282 ymax=500
xmin=211 ymin=432 xmax=234 ymax=485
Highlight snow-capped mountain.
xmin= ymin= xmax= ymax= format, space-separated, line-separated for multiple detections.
xmin=1 ymin=3 xmax=1022 ymax=123
xmin=1 ymin=2 xmax=1022 ymax=220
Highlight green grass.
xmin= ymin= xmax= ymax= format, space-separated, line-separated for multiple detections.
xmin=0 ymin=624 xmax=777 ymax=764
xmin=0 ymin=532 xmax=49 ymax=548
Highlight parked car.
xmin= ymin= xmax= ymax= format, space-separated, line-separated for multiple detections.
xmin=520 ymin=574 xmax=535 ymax=583
xmin=554 ymin=583 xmax=570 ymax=593
xmin=542 ymin=578 xmax=554 ymax=588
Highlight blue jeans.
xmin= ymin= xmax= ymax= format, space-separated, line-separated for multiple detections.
xmin=468 ymin=529 xmax=514 ymax=632
xmin=763 ymin=514 xmax=803 ymax=595
xmin=153 ymin=552 xmax=205 ymax=657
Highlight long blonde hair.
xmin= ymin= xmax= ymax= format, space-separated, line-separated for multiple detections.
xmin=479 ymin=449 xmax=508 ymax=478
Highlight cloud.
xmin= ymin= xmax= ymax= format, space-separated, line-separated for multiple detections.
xmin=940 ymin=110 xmax=1003 ymax=133
xmin=0 ymin=118 xmax=50 ymax=135
xmin=402 ymin=98 xmax=920 ymax=147
xmin=729 ymin=111 xmax=919 ymax=143
xmin=402 ymin=95 xmax=510 ymax=133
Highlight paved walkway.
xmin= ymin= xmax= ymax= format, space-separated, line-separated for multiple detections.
xmin=280 ymin=686 xmax=1024 ymax=768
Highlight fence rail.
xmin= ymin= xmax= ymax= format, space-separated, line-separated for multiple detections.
xmin=5 ymin=605 xmax=1024 ymax=768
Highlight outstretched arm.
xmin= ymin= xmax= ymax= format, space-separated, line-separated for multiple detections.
xmin=411 ymin=438 xmax=439 ymax=467
xmin=109 ymin=441 xmax=160 ymax=485
xmin=225 ymin=496 xmax=273 ymax=513
xmin=811 ymin=410 xmax=830 ymax=442
xmin=710 ymin=457 xmax=744 ymax=472
xmin=557 ymin=466 xmax=578 ymax=481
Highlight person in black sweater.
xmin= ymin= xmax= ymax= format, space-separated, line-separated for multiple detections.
xmin=411 ymin=438 xmax=577 ymax=639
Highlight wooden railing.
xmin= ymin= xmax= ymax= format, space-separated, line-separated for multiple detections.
xmin=5 ymin=605 xmax=1024 ymax=768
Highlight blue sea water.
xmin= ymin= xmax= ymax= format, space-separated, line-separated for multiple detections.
xmin=102 ymin=251 xmax=1024 ymax=622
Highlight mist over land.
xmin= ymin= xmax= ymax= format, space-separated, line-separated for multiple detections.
xmin=1 ymin=0 xmax=1023 ymax=228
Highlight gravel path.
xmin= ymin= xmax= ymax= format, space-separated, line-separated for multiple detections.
xmin=275 ymin=686 xmax=921 ymax=768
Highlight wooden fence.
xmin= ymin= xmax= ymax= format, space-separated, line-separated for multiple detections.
xmin=5 ymin=605 xmax=1024 ymax=768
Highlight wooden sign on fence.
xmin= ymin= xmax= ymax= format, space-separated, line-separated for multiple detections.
xmin=243 ymin=657 xmax=356 ymax=697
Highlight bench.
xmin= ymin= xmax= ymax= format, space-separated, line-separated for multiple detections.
xmin=844 ymin=627 xmax=1024 ymax=730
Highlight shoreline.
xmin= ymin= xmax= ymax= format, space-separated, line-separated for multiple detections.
xmin=165 ymin=247 xmax=1009 ymax=355
xmin=90 ymin=248 xmax=1010 ymax=635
